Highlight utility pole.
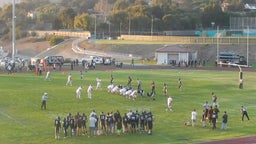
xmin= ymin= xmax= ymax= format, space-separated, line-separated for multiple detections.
xmin=247 ymin=26 xmax=249 ymax=67
xmin=12 ymin=0 xmax=16 ymax=60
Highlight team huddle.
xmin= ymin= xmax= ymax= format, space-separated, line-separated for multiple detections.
xmin=54 ymin=110 xmax=154 ymax=139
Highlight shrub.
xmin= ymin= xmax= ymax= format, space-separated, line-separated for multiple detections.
xmin=49 ymin=36 xmax=64 ymax=46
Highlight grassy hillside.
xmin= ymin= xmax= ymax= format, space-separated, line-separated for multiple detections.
xmin=0 ymin=68 xmax=256 ymax=144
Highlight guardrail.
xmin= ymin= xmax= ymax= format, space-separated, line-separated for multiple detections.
xmin=30 ymin=30 xmax=91 ymax=38
xmin=71 ymin=38 xmax=109 ymax=57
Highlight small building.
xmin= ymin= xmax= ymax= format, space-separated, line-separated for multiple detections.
xmin=155 ymin=45 xmax=197 ymax=66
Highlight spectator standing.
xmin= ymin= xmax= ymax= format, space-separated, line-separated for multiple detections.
xmin=71 ymin=62 xmax=73 ymax=70
xmin=89 ymin=114 xmax=97 ymax=137
xmin=221 ymin=111 xmax=228 ymax=130
xmin=131 ymin=58 xmax=134 ymax=67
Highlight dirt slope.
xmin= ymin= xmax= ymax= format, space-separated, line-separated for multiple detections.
xmin=1 ymin=38 xmax=254 ymax=63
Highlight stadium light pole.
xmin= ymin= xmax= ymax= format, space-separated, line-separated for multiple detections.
xmin=216 ymin=26 xmax=219 ymax=65
xmin=94 ymin=15 xmax=97 ymax=39
xmin=151 ymin=16 xmax=154 ymax=36
xmin=128 ymin=14 xmax=131 ymax=35
xmin=119 ymin=22 xmax=122 ymax=36
xmin=247 ymin=26 xmax=249 ymax=67
xmin=108 ymin=21 xmax=111 ymax=36
xmin=12 ymin=0 xmax=16 ymax=60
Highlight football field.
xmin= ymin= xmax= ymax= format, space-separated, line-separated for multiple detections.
xmin=0 ymin=68 xmax=255 ymax=144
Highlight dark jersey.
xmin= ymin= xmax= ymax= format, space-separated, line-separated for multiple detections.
xmin=77 ymin=118 xmax=82 ymax=128
xmin=147 ymin=114 xmax=153 ymax=122
xmin=130 ymin=114 xmax=136 ymax=124
xmin=100 ymin=114 xmax=106 ymax=122
xmin=107 ymin=115 xmax=114 ymax=125
xmin=55 ymin=119 xmax=61 ymax=128
xmin=123 ymin=116 xmax=128 ymax=124
xmin=82 ymin=115 xmax=87 ymax=125
xmin=70 ymin=118 xmax=75 ymax=128
xmin=63 ymin=119 xmax=68 ymax=129
xmin=135 ymin=113 xmax=139 ymax=122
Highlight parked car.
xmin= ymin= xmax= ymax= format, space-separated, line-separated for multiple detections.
xmin=103 ymin=57 xmax=112 ymax=65
xmin=90 ymin=56 xmax=103 ymax=64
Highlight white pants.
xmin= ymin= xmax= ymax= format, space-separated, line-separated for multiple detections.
xmin=88 ymin=92 xmax=92 ymax=99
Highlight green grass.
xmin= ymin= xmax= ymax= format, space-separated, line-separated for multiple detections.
xmin=0 ymin=68 xmax=256 ymax=144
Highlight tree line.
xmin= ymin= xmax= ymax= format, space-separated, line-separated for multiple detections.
xmin=0 ymin=0 xmax=255 ymax=39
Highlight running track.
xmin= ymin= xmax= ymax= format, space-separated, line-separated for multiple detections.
xmin=197 ymin=136 xmax=256 ymax=144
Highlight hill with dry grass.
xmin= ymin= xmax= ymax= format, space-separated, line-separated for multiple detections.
xmin=1 ymin=38 xmax=253 ymax=63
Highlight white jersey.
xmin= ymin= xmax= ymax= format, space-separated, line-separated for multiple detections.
xmin=68 ymin=75 xmax=72 ymax=81
xmin=191 ymin=111 xmax=197 ymax=120
xmin=96 ymin=78 xmax=101 ymax=89
xmin=120 ymin=87 xmax=127 ymax=95
xmin=167 ymin=97 xmax=172 ymax=105
xmin=76 ymin=86 xmax=82 ymax=94
xmin=107 ymin=84 xmax=114 ymax=92
xmin=66 ymin=74 xmax=72 ymax=86
xmin=87 ymin=85 xmax=93 ymax=93
xmin=45 ymin=71 xmax=50 ymax=80
xmin=111 ymin=86 xmax=119 ymax=93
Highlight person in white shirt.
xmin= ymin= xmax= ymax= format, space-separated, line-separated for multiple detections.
xmin=167 ymin=96 xmax=173 ymax=111
xmin=203 ymin=101 xmax=210 ymax=114
xmin=111 ymin=85 xmax=119 ymax=94
xmin=41 ymin=92 xmax=48 ymax=110
xmin=66 ymin=74 xmax=72 ymax=86
xmin=96 ymin=78 xmax=102 ymax=90
xmin=191 ymin=109 xmax=197 ymax=127
xmin=87 ymin=84 xmax=93 ymax=99
xmin=76 ymin=86 xmax=82 ymax=99
xmin=89 ymin=114 xmax=97 ymax=137
xmin=45 ymin=70 xmax=51 ymax=81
